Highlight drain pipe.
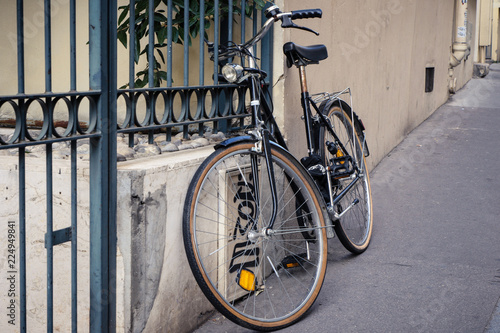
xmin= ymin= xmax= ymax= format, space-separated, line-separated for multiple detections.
xmin=449 ymin=0 xmax=470 ymax=93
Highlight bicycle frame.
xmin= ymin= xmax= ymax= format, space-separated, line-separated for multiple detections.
xmin=245 ymin=58 xmax=362 ymax=225
xmin=218 ymin=8 xmax=366 ymax=230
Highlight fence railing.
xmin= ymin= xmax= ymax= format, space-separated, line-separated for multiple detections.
xmin=115 ymin=0 xmax=274 ymax=144
xmin=0 ymin=1 xmax=273 ymax=332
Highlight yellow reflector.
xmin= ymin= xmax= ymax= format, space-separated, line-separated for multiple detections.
xmin=238 ymin=269 xmax=256 ymax=291
xmin=336 ymin=150 xmax=345 ymax=164
xmin=286 ymin=262 xmax=299 ymax=268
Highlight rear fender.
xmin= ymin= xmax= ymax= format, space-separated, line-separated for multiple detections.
xmin=320 ymin=99 xmax=370 ymax=157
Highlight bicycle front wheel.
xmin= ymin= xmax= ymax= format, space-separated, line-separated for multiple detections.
xmin=320 ymin=105 xmax=373 ymax=254
xmin=183 ymin=142 xmax=328 ymax=331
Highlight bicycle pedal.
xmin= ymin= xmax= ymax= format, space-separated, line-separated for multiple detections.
xmin=329 ymin=156 xmax=354 ymax=178
xmin=279 ymin=253 xmax=307 ymax=269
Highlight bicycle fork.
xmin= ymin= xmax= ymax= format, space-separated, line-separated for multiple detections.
xmin=248 ymin=74 xmax=279 ymax=232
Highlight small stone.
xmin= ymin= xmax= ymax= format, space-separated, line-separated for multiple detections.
xmin=77 ymin=144 xmax=90 ymax=154
xmin=154 ymin=134 xmax=167 ymax=143
xmin=160 ymin=143 xmax=179 ymax=153
xmin=77 ymin=138 xmax=90 ymax=147
xmin=174 ymin=132 xmax=191 ymax=140
xmin=134 ymin=144 xmax=161 ymax=158
xmin=117 ymin=153 xmax=127 ymax=162
xmin=171 ymin=138 xmax=182 ymax=147
xmin=53 ymin=148 xmax=71 ymax=159
xmin=52 ymin=142 xmax=69 ymax=150
xmin=137 ymin=135 xmax=149 ymax=145
xmin=178 ymin=143 xmax=194 ymax=150
xmin=208 ymin=132 xmax=226 ymax=143
xmin=193 ymin=138 xmax=210 ymax=146
xmin=54 ymin=127 xmax=67 ymax=135
xmin=117 ymin=144 xmax=135 ymax=159
xmin=30 ymin=145 xmax=45 ymax=153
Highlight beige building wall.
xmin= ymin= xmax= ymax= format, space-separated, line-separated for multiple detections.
xmin=492 ymin=0 xmax=500 ymax=61
xmin=275 ymin=0 xmax=476 ymax=170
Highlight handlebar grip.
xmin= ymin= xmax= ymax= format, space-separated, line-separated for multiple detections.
xmin=290 ymin=9 xmax=322 ymax=20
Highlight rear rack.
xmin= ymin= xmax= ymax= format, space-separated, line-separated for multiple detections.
xmin=310 ymin=87 xmax=352 ymax=105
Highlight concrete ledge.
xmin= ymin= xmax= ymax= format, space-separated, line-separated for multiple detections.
xmin=0 ymin=146 xmax=217 ymax=332
xmin=117 ymin=145 xmax=216 ymax=332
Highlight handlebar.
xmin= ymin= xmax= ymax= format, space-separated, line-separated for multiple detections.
xmin=290 ymin=9 xmax=323 ymax=20
xmin=211 ymin=5 xmax=322 ymax=62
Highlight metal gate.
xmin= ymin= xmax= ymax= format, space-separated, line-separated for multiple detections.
xmin=0 ymin=1 xmax=272 ymax=332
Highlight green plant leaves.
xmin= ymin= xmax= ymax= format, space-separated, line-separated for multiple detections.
xmin=117 ymin=0 xmax=270 ymax=87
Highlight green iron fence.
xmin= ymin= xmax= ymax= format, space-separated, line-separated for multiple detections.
xmin=0 ymin=0 xmax=272 ymax=332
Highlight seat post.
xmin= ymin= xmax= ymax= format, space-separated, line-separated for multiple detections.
xmin=298 ymin=65 xmax=308 ymax=93
xmin=298 ymin=65 xmax=314 ymax=154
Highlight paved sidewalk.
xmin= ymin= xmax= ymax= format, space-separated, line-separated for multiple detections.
xmin=194 ymin=64 xmax=500 ymax=332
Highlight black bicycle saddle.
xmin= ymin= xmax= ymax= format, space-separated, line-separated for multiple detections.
xmin=283 ymin=42 xmax=328 ymax=68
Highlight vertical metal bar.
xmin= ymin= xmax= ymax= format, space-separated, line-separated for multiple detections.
xmin=128 ymin=0 xmax=136 ymax=147
xmin=240 ymin=0 xmax=246 ymax=66
xmin=89 ymin=0 xmax=117 ymax=330
xmin=213 ymin=0 xmax=219 ymax=85
xmin=46 ymin=145 xmax=54 ymax=333
xmin=241 ymin=0 xmax=246 ymax=43
xmin=199 ymin=0 xmax=205 ymax=86
xmin=183 ymin=0 xmax=190 ymax=138
xmin=69 ymin=1 xmax=78 ymax=331
xmin=166 ymin=0 xmax=173 ymax=141
xmin=45 ymin=0 xmax=52 ymax=92
xmin=213 ymin=0 xmax=219 ymax=131
xmin=148 ymin=0 xmax=154 ymax=88
xmin=167 ymin=0 xmax=173 ymax=87
xmin=260 ymin=6 xmax=273 ymax=87
xmin=252 ymin=7 xmax=258 ymax=56
xmin=148 ymin=0 xmax=155 ymax=143
xmin=198 ymin=0 xmax=205 ymax=135
xmin=183 ymin=0 xmax=189 ymax=86
xmin=16 ymin=1 xmax=27 ymax=332
xmin=107 ymin=0 xmax=118 ymax=330
xmin=44 ymin=0 xmax=54 ymax=331
xmin=129 ymin=0 xmax=135 ymax=88
xmin=70 ymin=0 xmax=76 ymax=91
xmin=18 ymin=150 xmax=27 ymax=333
xmin=70 ymin=139 xmax=78 ymax=333
xmin=228 ymin=0 xmax=233 ymax=43
xmin=17 ymin=0 xmax=25 ymax=94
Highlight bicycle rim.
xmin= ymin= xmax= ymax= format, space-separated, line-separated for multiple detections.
xmin=183 ymin=143 xmax=328 ymax=331
xmin=322 ymin=106 xmax=373 ymax=253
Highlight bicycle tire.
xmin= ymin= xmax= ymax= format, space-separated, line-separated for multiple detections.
xmin=319 ymin=105 xmax=373 ymax=254
xmin=183 ymin=142 xmax=328 ymax=331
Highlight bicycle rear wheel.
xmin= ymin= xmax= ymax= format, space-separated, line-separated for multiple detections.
xmin=183 ymin=142 xmax=328 ymax=331
xmin=320 ymin=105 xmax=373 ymax=254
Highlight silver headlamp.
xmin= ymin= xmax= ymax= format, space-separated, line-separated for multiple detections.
xmin=221 ymin=63 xmax=244 ymax=83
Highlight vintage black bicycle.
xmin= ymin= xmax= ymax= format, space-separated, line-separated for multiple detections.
xmin=183 ymin=5 xmax=372 ymax=331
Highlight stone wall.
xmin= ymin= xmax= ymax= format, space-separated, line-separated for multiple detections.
xmin=0 ymin=145 xmax=218 ymax=332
